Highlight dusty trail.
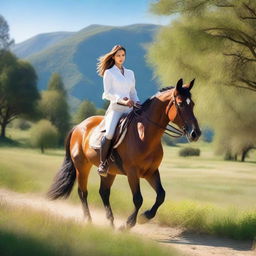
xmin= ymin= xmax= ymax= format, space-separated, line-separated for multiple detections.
xmin=0 ymin=189 xmax=254 ymax=256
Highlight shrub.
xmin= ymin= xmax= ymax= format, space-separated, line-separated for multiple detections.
xmin=73 ymin=100 xmax=97 ymax=123
xmin=179 ymin=147 xmax=200 ymax=157
xmin=96 ymin=108 xmax=106 ymax=115
xmin=162 ymin=134 xmax=176 ymax=146
xmin=12 ymin=118 xmax=31 ymax=130
xmin=30 ymin=119 xmax=59 ymax=153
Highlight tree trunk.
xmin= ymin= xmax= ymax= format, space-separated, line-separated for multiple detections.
xmin=0 ymin=123 xmax=6 ymax=138
xmin=41 ymin=145 xmax=44 ymax=154
xmin=0 ymin=106 xmax=11 ymax=139
xmin=241 ymin=147 xmax=253 ymax=162
xmin=224 ymin=151 xmax=238 ymax=161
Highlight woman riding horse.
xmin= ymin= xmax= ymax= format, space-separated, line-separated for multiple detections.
xmin=96 ymin=45 xmax=140 ymax=177
xmin=47 ymin=77 xmax=201 ymax=229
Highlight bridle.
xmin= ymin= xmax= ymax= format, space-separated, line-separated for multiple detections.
xmin=133 ymin=94 xmax=187 ymax=138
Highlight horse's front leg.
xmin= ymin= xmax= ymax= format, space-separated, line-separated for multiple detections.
xmin=99 ymin=174 xmax=116 ymax=227
xmin=121 ymin=168 xmax=143 ymax=229
xmin=139 ymin=169 xmax=165 ymax=223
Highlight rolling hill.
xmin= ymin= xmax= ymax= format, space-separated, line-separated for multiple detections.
xmin=12 ymin=24 xmax=162 ymax=110
xmin=12 ymin=31 xmax=75 ymax=59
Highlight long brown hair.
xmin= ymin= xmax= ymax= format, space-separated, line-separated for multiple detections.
xmin=97 ymin=45 xmax=126 ymax=77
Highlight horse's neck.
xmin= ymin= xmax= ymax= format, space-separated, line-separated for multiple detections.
xmin=140 ymin=98 xmax=169 ymax=146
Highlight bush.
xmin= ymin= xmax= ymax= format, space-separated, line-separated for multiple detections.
xmin=96 ymin=108 xmax=106 ymax=115
xmin=73 ymin=100 xmax=97 ymax=123
xmin=162 ymin=134 xmax=176 ymax=146
xmin=179 ymin=147 xmax=200 ymax=157
xmin=11 ymin=118 xmax=31 ymax=130
xmin=30 ymin=119 xmax=59 ymax=153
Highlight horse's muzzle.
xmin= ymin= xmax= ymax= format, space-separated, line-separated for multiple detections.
xmin=187 ymin=128 xmax=201 ymax=142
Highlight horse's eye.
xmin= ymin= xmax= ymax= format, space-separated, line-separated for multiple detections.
xmin=178 ymin=102 xmax=185 ymax=107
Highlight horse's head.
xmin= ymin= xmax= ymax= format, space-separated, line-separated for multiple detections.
xmin=166 ymin=79 xmax=201 ymax=142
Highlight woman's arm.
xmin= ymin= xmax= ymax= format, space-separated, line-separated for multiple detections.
xmin=130 ymin=71 xmax=140 ymax=103
xmin=102 ymin=70 xmax=122 ymax=103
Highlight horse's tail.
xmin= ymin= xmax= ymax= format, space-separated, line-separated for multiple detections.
xmin=47 ymin=127 xmax=76 ymax=200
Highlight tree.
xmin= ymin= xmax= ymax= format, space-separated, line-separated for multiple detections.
xmin=30 ymin=119 xmax=58 ymax=153
xmin=103 ymin=100 xmax=110 ymax=110
xmin=73 ymin=100 xmax=97 ymax=124
xmin=150 ymin=0 xmax=256 ymax=92
xmin=0 ymin=50 xmax=40 ymax=138
xmin=38 ymin=73 xmax=70 ymax=144
xmin=0 ymin=15 xmax=14 ymax=50
xmin=47 ymin=72 xmax=66 ymax=96
xmin=147 ymin=0 xmax=256 ymax=160
xmin=96 ymin=108 xmax=106 ymax=116
xmin=38 ymin=90 xmax=70 ymax=144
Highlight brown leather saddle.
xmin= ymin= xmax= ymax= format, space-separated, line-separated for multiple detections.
xmin=89 ymin=110 xmax=135 ymax=150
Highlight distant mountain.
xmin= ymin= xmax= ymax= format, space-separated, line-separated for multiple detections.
xmin=12 ymin=31 xmax=75 ymax=58
xmin=13 ymin=24 xmax=161 ymax=110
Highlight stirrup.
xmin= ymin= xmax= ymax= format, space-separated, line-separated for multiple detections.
xmin=98 ymin=160 xmax=109 ymax=177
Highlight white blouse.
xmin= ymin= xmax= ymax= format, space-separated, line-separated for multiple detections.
xmin=102 ymin=65 xmax=139 ymax=108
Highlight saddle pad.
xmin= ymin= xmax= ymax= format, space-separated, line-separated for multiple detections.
xmin=89 ymin=118 xmax=127 ymax=149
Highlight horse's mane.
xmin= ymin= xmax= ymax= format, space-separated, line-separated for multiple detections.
xmin=135 ymin=85 xmax=191 ymax=114
xmin=135 ymin=86 xmax=174 ymax=114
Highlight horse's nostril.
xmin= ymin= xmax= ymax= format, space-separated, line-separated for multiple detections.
xmin=191 ymin=131 xmax=197 ymax=139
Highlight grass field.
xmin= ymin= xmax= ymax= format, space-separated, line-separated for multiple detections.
xmin=1 ymin=127 xmax=256 ymax=240
xmin=0 ymin=201 xmax=179 ymax=256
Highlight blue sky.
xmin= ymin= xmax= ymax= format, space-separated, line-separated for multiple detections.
xmin=1 ymin=0 xmax=172 ymax=43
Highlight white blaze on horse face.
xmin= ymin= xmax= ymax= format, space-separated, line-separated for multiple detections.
xmin=186 ymin=98 xmax=191 ymax=105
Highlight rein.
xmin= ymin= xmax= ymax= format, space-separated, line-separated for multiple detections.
xmin=133 ymin=102 xmax=185 ymax=138
xmin=117 ymin=94 xmax=186 ymax=138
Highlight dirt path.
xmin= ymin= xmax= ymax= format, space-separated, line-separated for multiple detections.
xmin=0 ymin=189 xmax=255 ymax=256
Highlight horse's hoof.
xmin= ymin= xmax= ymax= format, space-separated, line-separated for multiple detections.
xmin=138 ymin=211 xmax=152 ymax=224
xmin=118 ymin=224 xmax=127 ymax=231
xmin=138 ymin=214 xmax=149 ymax=224
xmin=85 ymin=216 xmax=92 ymax=224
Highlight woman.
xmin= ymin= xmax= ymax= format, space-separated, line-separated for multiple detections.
xmin=96 ymin=45 xmax=140 ymax=177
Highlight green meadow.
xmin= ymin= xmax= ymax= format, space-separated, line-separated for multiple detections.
xmin=0 ymin=127 xmax=256 ymax=240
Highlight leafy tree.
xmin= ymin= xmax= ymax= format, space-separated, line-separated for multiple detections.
xmin=150 ymin=0 xmax=256 ymax=92
xmin=0 ymin=15 xmax=14 ymax=50
xmin=96 ymin=108 xmax=106 ymax=116
xmin=38 ymin=90 xmax=70 ymax=144
xmin=47 ymin=72 xmax=66 ymax=96
xmin=0 ymin=50 xmax=40 ymax=138
xmin=73 ymin=100 xmax=97 ymax=124
xmin=30 ymin=119 xmax=58 ymax=153
xmin=11 ymin=118 xmax=31 ymax=130
xmin=39 ymin=73 xmax=70 ymax=144
xmin=147 ymin=0 xmax=256 ymax=160
xmin=103 ymin=100 xmax=110 ymax=110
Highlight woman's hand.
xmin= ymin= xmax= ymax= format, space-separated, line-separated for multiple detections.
xmin=122 ymin=97 xmax=134 ymax=107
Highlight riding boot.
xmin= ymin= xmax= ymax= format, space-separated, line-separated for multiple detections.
xmin=98 ymin=136 xmax=112 ymax=177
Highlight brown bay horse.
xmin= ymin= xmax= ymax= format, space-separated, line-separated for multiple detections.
xmin=47 ymin=78 xmax=201 ymax=229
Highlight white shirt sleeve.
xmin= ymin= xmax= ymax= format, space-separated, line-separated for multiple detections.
xmin=102 ymin=70 xmax=122 ymax=103
xmin=129 ymin=71 xmax=140 ymax=102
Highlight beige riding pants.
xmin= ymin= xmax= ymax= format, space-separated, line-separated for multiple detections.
xmin=104 ymin=104 xmax=132 ymax=140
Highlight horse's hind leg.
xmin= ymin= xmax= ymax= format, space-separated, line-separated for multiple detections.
xmin=99 ymin=174 xmax=116 ymax=227
xmin=74 ymin=158 xmax=93 ymax=222
xmin=139 ymin=169 xmax=165 ymax=223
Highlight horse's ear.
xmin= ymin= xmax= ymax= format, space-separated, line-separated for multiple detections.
xmin=175 ymin=78 xmax=183 ymax=92
xmin=188 ymin=79 xmax=195 ymax=91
